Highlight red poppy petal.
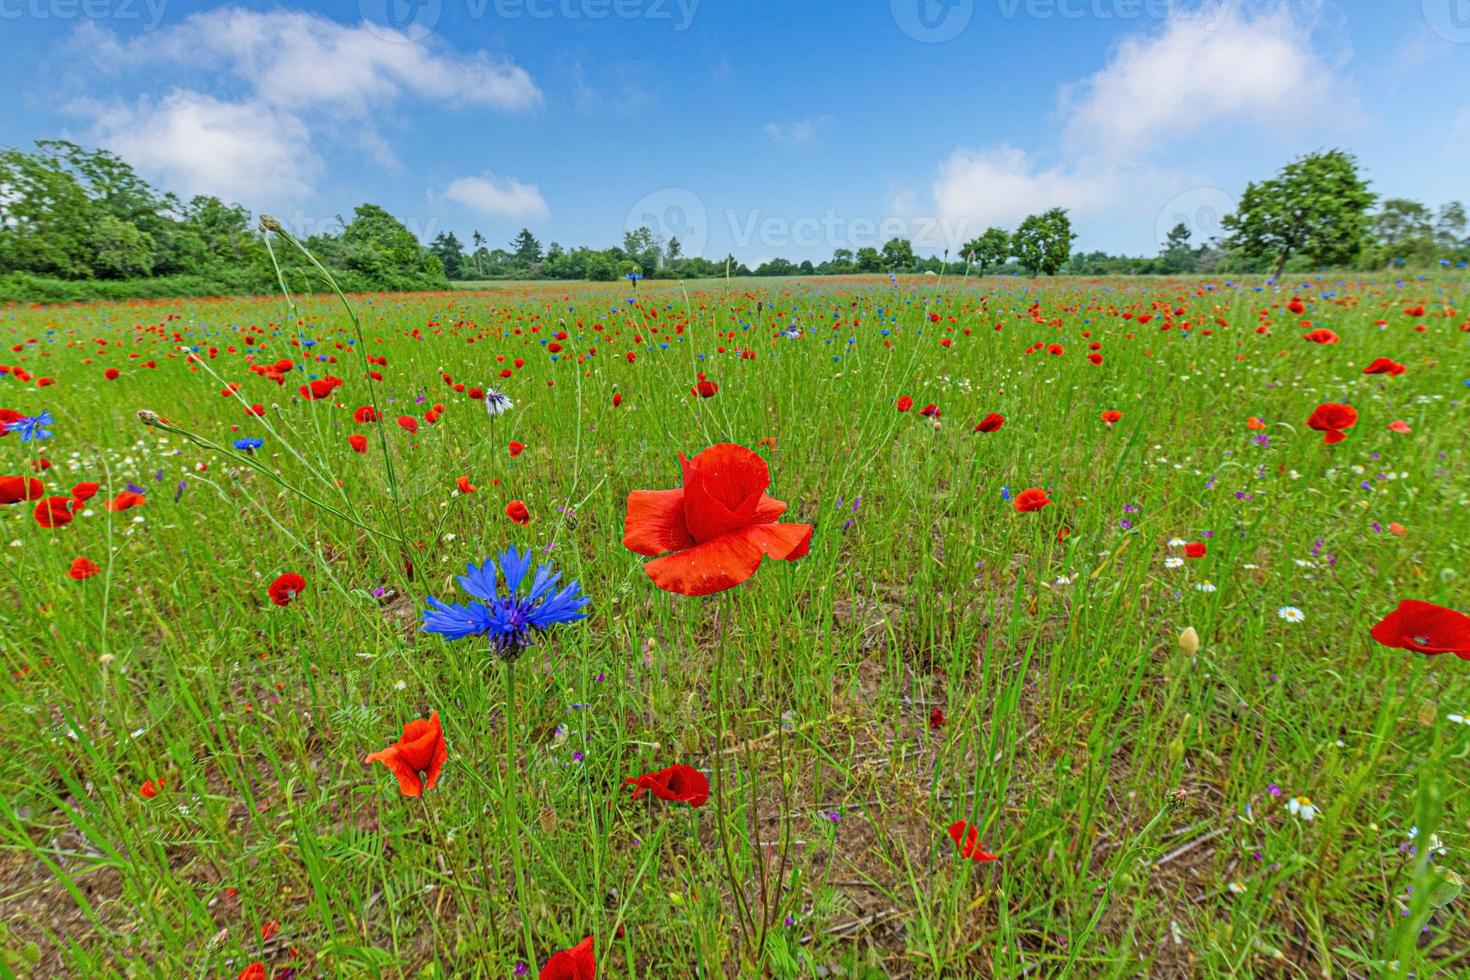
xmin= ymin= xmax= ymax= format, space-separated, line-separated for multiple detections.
xmin=623 ymin=489 xmax=695 ymax=556
xmin=642 ymin=531 xmax=764 ymax=596
xmin=751 ymin=493 xmax=789 ymax=523
xmin=744 ymin=522 xmax=813 ymax=561
xmin=365 ymin=747 xmax=424 ymax=797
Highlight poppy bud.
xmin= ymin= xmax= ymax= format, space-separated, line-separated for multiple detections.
xmin=1178 ymin=626 xmax=1200 ymax=655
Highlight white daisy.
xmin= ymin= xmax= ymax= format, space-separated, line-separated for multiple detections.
xmin=1278 ymin=606 xmax=1305 ymax=623
xmin=1287 ymin=796 xmax=1317 ymax=821
xmin=1164 ymin=557 xmax=1185 ymax=568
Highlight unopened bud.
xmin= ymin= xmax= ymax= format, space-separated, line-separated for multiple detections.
xmin=1178 ymin=626 xmax=1200 ymax=655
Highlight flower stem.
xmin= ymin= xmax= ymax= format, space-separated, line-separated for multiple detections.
xmin=505 ymin=658 xmax=536 ymax=966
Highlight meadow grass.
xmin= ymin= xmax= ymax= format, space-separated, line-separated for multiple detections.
xmin=1 ymin=273 xmax=1467 ymax=978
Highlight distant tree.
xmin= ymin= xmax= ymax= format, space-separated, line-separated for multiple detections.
xmin=471 ymin=230 xmax=486 ymax=276
xmin=429 ymin=231 xmax=465 ymax=278
xmin=666 ymin=236 xmax=682 ymax=261
xmin=962 ymin=227 xmax=1011 ymax=276
xmin=755 ymin=257 xmax=797 ymax=276
xmin=1011 ymin=208 xmax=1075 ymax=276
xmin=1222 ymin=149 xmax=1375 ymax=278
xmin=1435 ymin=201 xmax=1466 ymax=250
xmin=881 ymin=237 xmax=916 ymax=271
xmin=854 ymin=246 xmax=883 ymax=273
xmin=798 ymin=259 xmax=815 ymax=275
xmin=1157 ymin=222 xmax=1199 ymax=274
xmin=510 ymin=228 xmax=542 ymax=265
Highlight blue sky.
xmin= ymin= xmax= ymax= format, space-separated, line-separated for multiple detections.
xmin=2 ymin=0 xmax=1467 ymax=263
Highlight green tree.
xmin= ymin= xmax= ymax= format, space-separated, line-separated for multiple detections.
xmin=510 ymin=228 xmax=542 ymax=266
xmin=854 ymin=246 xmax=883 ymax=273
xmin=1157 ymin=222 xmax=1199 ymax=274
xmin=1221 ymin=150 xmax=1376 ymax=278
xmin=471 ymin=230 xmax=486 ymax=276
xmin=1011 ymin=208 xmax=1075 ymax=276
xmin=429 ymin=231 xmax=465 ymax=278
xmin=961 ymin=227 xmax=1011 ymax=276
xmin=1435 ymin=202 xmax=1466 ymax=251
xmin=881 ymin=237 xmax=916 ymax=271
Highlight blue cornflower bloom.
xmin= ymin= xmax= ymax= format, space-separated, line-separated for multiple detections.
xmin=422 ymin=547 xmax=590 ymax=660
xmin=7 ymin=411 xmax=53 ymax=442
xmin=234 ymin=437 xmax=264 ymax=452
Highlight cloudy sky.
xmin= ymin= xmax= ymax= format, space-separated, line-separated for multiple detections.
xmin=2 ymin=0 xmax=1466 ymax=262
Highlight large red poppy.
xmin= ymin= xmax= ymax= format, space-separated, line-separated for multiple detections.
xmin=1369 ymin=600 xmax=1470 ymax=659
xmin=622 ymin=443 xmax=812 ymax=596
xmin=106 ymin=491 xmax=146 ymax=513
xmin=0 ymin=475 xmax=43 ymax=504
xmin=34 ymin=496 xmax=75 ymax=528
xmin=540 ymin=936 xmax=595 ymax=980
xmin=298 ymin=376 xmax=342 ymax=400
xmin=365 ymin=711 xmax=448 ymax=798
xmin=267 ymin=572 xmax=305 ymax=607
xmin=1305 ymin=402 xmax=1357 ymax=445
xmin=1363 ymin=357 xmax=1406 ymax=376
xmin=68 ymin=556 xmax=101 ymax=580
xmin=947 ymin=820 xmax=998 ymax=862
xmin=1013 ymin=488 xmax=1051 ymax=513
xmin=973 ymin=413 xmax=1005 ymax=433
xmin=625 ymin=764 xmax=710 ymax=808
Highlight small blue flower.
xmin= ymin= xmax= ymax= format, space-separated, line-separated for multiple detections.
xmin=7 ymin=411 xmax=53 ymax=442
xmin=422 ymin=547 xmax=590 ymax=660
xmin=233 ymin=437 xmax=264 ymax=452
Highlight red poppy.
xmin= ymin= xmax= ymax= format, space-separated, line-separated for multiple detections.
xmin=267 ymin=572 xmax=305 ymax=607
xmin=139 ymin=777 xmax=166 ymax=799
xmin=919 ymin=403 xmax=939 ymax=418
xmin=1013 ymin=488 xmax=1051 ymax=513
xmin=348 ymin=434 xmax=368 ymax=454
xmin=104 ymin=368 xmax=120 ymax=380
xmin=1246 ymin=417 xmax=1266 ymax=431
xmin=947 ymin=820 xmax=998 ymax=862
xmin=456 ymin=476 xmax=476 ymax=494
xmin=896 ymin=395 xmax=913 ymax=412
xmin=71 ymin=481 xmax=100 ymax=502
xmin=506 ymin=499 xmax=531 ymax=525
xmin=34 ymin=496 xmax=75 ymax=528
xmin=1184 ymin=542 xmax=1207 ymax=559
xmin=0 ymin=475 xmax=43 ymax=504
xmin=365 ymin=711 xmax=448 ymax=797
xmin=1387 ymin=419 xmax=1412 ymax=434
xmin=68 ymin=557 xmax=101 ymax=580
xmin=1100 ymin=409 xmax=1122 ymax=425
xmin=622 ymin=443 xmax=812 ymax=596
xmin=105 ymin=491 xmax=146 ymax=512
xmin=353 ymin=405 xmax=379 ymax=423
xmin=1287 ymin=298 xmax=1306 ymax=315
xmin=692 ymin=379 xmax=719 ymax=398
xmin=1369 ymin=600 xmax=1470 ymax=659
xmin=298 ymin=376 xmax=342 ymax=400
xmin=1302 ymin=328 xmax=1339 ymax=344
xmin=396 ymin=415 xmax=419 ymax=435
xmin=928 ymin=706 xmax=947 ymax=730
xmin=973 ymin=413 xmax=1005 ymax=433
xmin=1305 ymin=402 xmax=1357 ymax=445
xmin=625 ymin=764 xmax=710 ymax=808
xmin=1363 ymin=357 xmax=1406 ymax=376
xmin=509 ymin=441 xmax=526 ymax=457
xmin=540 ymin=936 xmax=595 ymax=980
xmin=237 ymin=961 xmax=266 ymax=980
xmin=611 ymin=392 xmax=623 ymax=408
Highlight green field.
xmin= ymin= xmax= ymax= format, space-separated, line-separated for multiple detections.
xmin=2 ymin=274 xmax=1467 ymax=978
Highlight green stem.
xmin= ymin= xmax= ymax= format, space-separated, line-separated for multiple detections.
xmin=505 ymin=658 xmax=536 ymax=966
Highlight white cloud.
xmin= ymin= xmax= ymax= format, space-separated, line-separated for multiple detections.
xmin=763 ymin=117 xmax=826 ymax=144
xmin=64 ymin=8 xmax=539 ymax=203
xmin=1063 ymin=3 xmax=1347 ymax=158
xmin=443 ymin=174 xmax=550 ymax=221
xmin=75 ymin=10 xmax=541 ymax=116
xmin=929 ymin=145 xmax=1122 ymax=236
xmin=82 ymin=91 xmax=319 ymax=202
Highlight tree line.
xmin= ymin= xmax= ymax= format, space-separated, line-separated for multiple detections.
xmin=2 ymin=141 xmax=1464 ymax=301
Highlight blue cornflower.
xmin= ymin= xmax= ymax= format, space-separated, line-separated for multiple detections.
xmin=234 ymin=437 xmax=264 ymax=452
xmin=421 ymin=547 xmax=590 ymax=660
xmin=7 ymin=411 xmax=53 ymax=442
